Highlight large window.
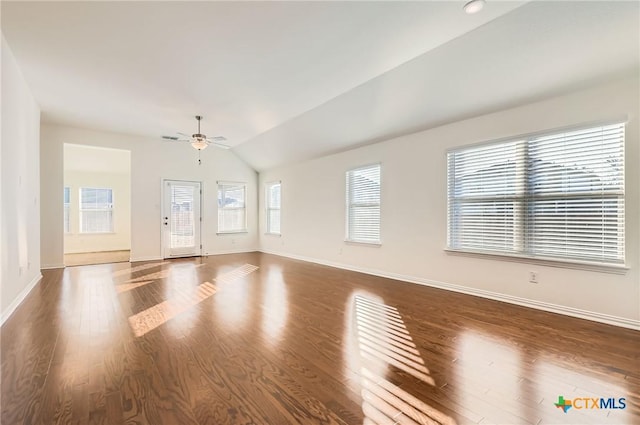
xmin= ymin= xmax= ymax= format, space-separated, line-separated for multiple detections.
xmin=447 ymin=123 xmax=625 ymax=265
xmin=218 ymin=182 xmax=247 ymax=233
xmin=80 ymin=187 xmax=114 ymax=233
xmin=266 ymin=182 xmax=281 ymax=235
xmin=63 ymin=187 xmax=70 ymax=233
xmin=346 ymin=164 xmax=381 ymax=244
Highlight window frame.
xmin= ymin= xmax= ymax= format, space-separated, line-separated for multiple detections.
xmin=265 ymin=181 xmax=281 ymax=236
xmin=217 ymin=181 xmax=248 ymax=234
xmin=345 ymin=163 xmax=382 ymax=245
xmin=79 ymin=187 xmax=114 ymax=234
xmin=63 ymin=186 xmax=71 ymax=234
xmin=446 ymin=121 xmax=626 ymax=272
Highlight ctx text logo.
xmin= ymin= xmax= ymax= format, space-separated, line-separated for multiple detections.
xmin=554 ymin=395 xmax=626 ymax=413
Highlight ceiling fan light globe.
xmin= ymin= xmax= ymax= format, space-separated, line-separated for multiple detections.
xmin=191 ymin=140 xmax=209 ymax=150
xmin=463 ymin=0 xmax=485 ymax=14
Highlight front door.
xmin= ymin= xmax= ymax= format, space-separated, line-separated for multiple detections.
xmin=162 ymin=180 xmax=201 ymax=258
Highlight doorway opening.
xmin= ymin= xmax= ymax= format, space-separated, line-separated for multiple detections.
xmin=63 ymin=144 xmax=131 ymax=266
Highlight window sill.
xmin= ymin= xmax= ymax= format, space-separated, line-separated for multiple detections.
xmin=444 ymin=248 xmax=628 ymax=275
xmin=345 ymin=239 xmax=382 ymax=247
xmin=264 ymin=232 xmax=281 ymax=237
xmin=217 ymin=230 xmax=248 ymax=235
xmin=77 ymin=232 xmax=116 ymax=235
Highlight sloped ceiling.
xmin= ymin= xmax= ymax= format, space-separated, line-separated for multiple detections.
xmin=2 ymin=1 xmax=638 ymax=171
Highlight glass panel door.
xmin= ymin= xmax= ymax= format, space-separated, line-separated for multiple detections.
xmin=162 ymin=180 xmax=201 ymax=258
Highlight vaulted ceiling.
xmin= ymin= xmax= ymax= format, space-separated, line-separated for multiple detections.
xmin=2 ymin=1 xmax=638 ymax=171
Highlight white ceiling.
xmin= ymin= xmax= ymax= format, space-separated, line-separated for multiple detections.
xmin=2 ymin=1 xmax=638 ymax=171
xmin=235 ymin=1 xmax=640 ymax=169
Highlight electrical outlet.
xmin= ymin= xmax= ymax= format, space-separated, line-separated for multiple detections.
xmin=529 ymin=271 xmax=538 ymax=284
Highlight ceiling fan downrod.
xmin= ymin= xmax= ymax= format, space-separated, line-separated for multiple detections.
xmin=195 ymin=115 xmax=202 ymax=135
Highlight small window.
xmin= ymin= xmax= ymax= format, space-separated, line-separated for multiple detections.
xmin=346 ymin=164 xmax=381 ymax=244
xmin=447 ymin=123 xmax=625 ymax=265
xmin=63 ymin=187 xmax=70 ymax=233
xmin=266 ymin=182 xmax=281 ymax=235
xmin=218 ymin=183 xmax=247 ymax=233
xmin=80 ymin=188 xmax=113 ymax=233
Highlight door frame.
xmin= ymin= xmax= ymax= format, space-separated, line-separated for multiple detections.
xmin=161 ymin=179 xmax=203 ymax=259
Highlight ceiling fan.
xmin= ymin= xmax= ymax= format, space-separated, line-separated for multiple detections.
xmin=162 ymin=115 xmax=230 ymax=151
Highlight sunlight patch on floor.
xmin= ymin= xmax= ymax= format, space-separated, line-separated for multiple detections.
xmin=111 ymin=261 xmax=169 ymax=278
xmin=127 ymin=263 xmax=259 ymax=337
xmin=128 ymin=282 xmax=217 ymax=337
xmin=355 ymin=296 xmax=433 ymax=386
xmin=353 ymin=295 xmax=457 ymax=425
xmin=115 ymin=280 xmax=155 ymax=294
xmin=124 ymin=263 xmax=205 ymax=283
xmin=214 ymin=264 xmax=259 ymax=284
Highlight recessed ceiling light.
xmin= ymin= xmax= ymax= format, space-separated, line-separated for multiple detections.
xmin=464 ymin=0 xmax=486 ymax=14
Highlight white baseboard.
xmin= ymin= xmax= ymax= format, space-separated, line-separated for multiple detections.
xmin=203 ymin=249 xmax=258 ymax=256
xmin=64 ymin=249 xmax=130 ymax=255
xmin=41 ymin=263 xmax=64 ymax=270
xmin=260 ymin=249 xmax=640 ymax=331
xmin=130 ymin=249 xmax=257 ymax=263
xmin=130 ymin=256 xmax=162 ymax=263
xmin=1 ymin=273 xmax=43 ymax=326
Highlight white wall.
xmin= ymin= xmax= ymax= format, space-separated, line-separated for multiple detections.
xmin=1 ymin=35 xmax=42 ymax=320
xmin=259 ymin=76 xmax=640 ymax=327
xmin=41 ymin=125 xmax=258 ymax=266
xmin=40 ymin=121 xmax=64 ymax=268
xmin=64 ymin=170 xmax=131 ymax=254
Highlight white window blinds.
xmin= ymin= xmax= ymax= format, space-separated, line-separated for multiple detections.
xmin=448 ymin=123 xmax=625 ymax=265
xmin=218 ymin=183 xmax=247 ymax=233
xmin=346 ymin=164 xmax=381 ymax=244
xmin=266 ymin=182 xmax=281 ymax=235
xmin=80 ymin=188 xmax=113 ymax=233
xmin=170 ymin=184 xmax=195 ymax=249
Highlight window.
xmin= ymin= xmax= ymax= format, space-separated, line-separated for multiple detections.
xmin=447 ymin=123 xmax=625 ymax=265
xmin=346 ymin=164 xmax=381 ymax=244
xmin=63 ymin=187 xmax=70 ymax=233
xmin=218 ymin=182 xmax=247 ymax=233
xmin=266 ymin=182 xmax=281 ymax=235
xmin=80 ymin=188 xmax=114 ymax=233
xmin=170 ymin=184 xmax=196 ymax=249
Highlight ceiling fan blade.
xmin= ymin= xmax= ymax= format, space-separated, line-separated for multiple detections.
xmin=204 ymin=135 xmax=230 ymax=149
xmin=176 ymin=132 xmax=192 ymax=138
xmin=162 ymin=135 xmax=190 ymax=142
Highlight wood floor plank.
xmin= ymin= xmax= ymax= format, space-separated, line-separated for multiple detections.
xmin=2 ymin=253 xmax=638 ymax=424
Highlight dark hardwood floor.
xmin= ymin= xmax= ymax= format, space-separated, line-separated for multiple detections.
xmin=1 ymin=252 xmax=638 ymax=424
